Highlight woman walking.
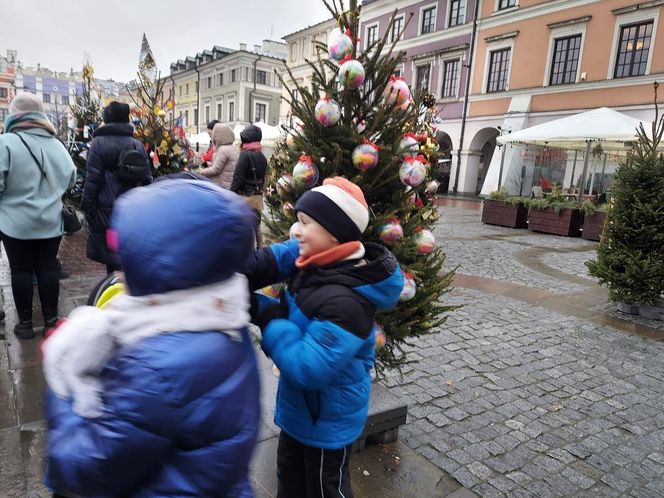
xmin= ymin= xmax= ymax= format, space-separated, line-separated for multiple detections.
xmin=0 ymin=93 xmax=76 ymax=339
xmin=231 ymin=124 xmax=267 ymax=247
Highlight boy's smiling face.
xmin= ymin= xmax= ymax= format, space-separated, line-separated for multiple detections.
xmin=294 ymin=212 xmax=339 ymax=258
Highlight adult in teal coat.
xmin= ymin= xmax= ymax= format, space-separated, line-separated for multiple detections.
xmin=0 ymin=93 xmax=76 ymax=339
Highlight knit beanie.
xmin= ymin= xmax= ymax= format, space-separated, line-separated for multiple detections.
xmin=295 ymin=177 xmax=369 ymax=243
xmin=103 ymin=101 xmax=130 ymax=123
xmin=9 ymin=92 xmax=44 ymax=114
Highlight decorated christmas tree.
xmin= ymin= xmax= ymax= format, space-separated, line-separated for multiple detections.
xmin=69 ymin=62 xmax=101 ymax=143
xmin=126 ymin=34 xmax=189 ymax=176
xmin=265 ymin=0 xmax=457 ymax=370
xmin=587 ymin=85 xmax=664 ymax=306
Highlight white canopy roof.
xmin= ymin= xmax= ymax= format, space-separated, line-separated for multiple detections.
xmin=497 ymin=107 xmax=649 ymax=151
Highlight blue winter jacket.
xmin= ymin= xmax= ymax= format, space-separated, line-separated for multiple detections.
xmin=45 ymin=179 xmax=260 ymax=497
xmin=245 ymin=240 xmax=403 ymax=449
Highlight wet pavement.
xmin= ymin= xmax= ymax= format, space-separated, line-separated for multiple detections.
xmin=2 ymin=202 xmax=663 ymax=497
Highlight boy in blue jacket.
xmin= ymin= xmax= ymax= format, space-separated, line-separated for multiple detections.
xmin=42 ymin=180 xmax=260 ymax=497
xmin=245 ymin=177 xmax=404 ymax=498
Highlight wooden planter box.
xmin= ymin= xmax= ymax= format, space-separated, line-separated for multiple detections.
xmin=528 ymin=207 xmax=584 ymax=237
xmin=581 ymin=211 xmax=606 ymax=241
xmin=481 ymin=199 xmax=529 ymax=229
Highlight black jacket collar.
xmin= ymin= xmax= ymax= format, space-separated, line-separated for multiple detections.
xmin=93 ymin=123 xmax=135 ymax=138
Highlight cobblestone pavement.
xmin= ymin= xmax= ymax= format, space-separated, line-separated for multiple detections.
xmin=383 ymin=204 xmax=664 ymax=498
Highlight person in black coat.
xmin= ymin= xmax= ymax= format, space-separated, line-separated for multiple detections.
xmin=230 ymin=124 xmax=267 ymax=247
xmin=81 ymin=102 xmax=151 ymax=273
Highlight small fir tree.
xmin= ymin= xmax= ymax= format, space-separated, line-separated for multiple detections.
xmin=587 ymin=83 xmax=664 ymax=306
xmin=126 ymin=34 xmax=189 ymax=176
xmin=265 ymin=0 xmax=457 ymax=370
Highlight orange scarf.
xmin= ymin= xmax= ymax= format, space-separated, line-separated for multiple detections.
xmin=295 ymin=241 xmax=362 ymax=270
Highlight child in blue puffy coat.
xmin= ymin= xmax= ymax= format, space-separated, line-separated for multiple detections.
xmin=43 ymin=179 xmax=260 ymax=497
xmin=244 ymin=177 xmax=403 ymax=498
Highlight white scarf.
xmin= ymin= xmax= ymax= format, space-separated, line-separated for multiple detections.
xmin=43 ymin=273 xmax=250 ymax=419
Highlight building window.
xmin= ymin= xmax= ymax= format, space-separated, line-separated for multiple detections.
xmin=0 ymin=88 xmax=7 ymax=98
xmin=43 ymin=93 xmax=51 ymax=103
xmin=366 ymin=25 xmax=378 ymax=48
xmin=449 ymin=0 xmax=466 ymax=27
xmin=0 ymin=108 xmax=8 ymax=122
xmin=207 ymin=76 xmax=212 ymax=89
xmin=292 ymin=89 xmax=300 ymax=102
xmin=244 ymin=67 xmax=249 ymax=80
xmin=255 ymin=103 xmax=267 ymax=122
xmin=549 ymin=35 xmax=582 ymax=85
xmin=391 ymin=16 xmax=404 ymax=42
xmin=256 ymin=70 xmax=267 ymax=85
xmin=487 ymin=48 xmax=511 ymax=92
xmin=186 ymin=83 xmax=189 ymax=94
xmin=421 ymin=7 xmax=436 ymax=34
xmin=184 ymin=110 xmax=189 ymax=127
xmin=193 ymin=108 xmax=199 ymax=126
xmin=498 ymin=0 xmax=516 ymax=9
xmin=228 ymin=101 xmax=235 ymax=121
xmin=61 ymin=95 xmax=70 ymax=105
xmin=415 ymin=64 xmax=431 ymax=91
xmin=290 ymin=42 xmax=297 ymax=62
xmin=441 ymin=59 xmax=460 ymax=98
xmin=217 ymin=103 xmax=222 ymax=120
xmin=179 ymin=85 xmax=182 ymax=96
xmin=231 ymin=69 xmax=237 ymax=83
xmin=218 ymin=73 xmax=224 ymax=86
xmin=614 ymin=21 xmax=653 ymax=78
xmin=205 ymin=105 xmax=210 ymax=124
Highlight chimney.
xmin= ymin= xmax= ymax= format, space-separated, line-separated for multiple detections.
xmin=239 ymin=43 xmax=247 ymax=51
xmin=254 ymin=44 xmax=262 ymax=53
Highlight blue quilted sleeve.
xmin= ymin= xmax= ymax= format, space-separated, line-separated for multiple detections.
xmin=242 ymin=239 xmax=300 ymax=290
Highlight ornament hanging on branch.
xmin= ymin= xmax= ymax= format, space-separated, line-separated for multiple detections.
xmin=282 ymin=202 xmax=295 ymax=217
xmin=315 ymin=97 xmax=341 ymax=127
xmin=374 ymin=322 xmax=387 ymax=349
xmin=378 ymin=218 xmax=404 ymax=245
xmin=338 ymin=55 xmax=365 ymax=90
xmin=398 ymin=133 xmax=420 ymax=157
xmin=327 ymin=27 xmax=354 ymax=62
xmin=426 ymin=180 xmax=440 ymax=196
xmin=384 ymin=76 xmax=411 ymax=107
xmin=354 ymin=118 xmax=367 ymax=134
xmin=400 ymin=272 xmax=417 ymax=301
xmin=399 ymin=154 xmax=429 ymax=187
xmin=413 ymin=229 xmax=435 ymax=254
xmin=352 ymin=140 xmax=379 ymax=171
xmin=292 ymin=154 xmax=319 ymax=189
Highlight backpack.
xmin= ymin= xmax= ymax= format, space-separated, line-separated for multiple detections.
xmin=116 ymin=147 xmax=150 ymax=185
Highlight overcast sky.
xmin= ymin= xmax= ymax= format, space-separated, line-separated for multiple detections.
xmin=0 ymin=0 xmax=332 ymax=82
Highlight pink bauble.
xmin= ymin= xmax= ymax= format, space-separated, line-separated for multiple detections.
xmin=338 ymin=59 xmax=365 ymax=90
xmin=399 ymin=157 xmax=428 ymax=187
xmin=352 ymin=142 xmax=379 ymax=171
xmin=398 ymin=136 xmax=420 ymax=157
xmin=328 ymin=28 xmax=354 ymax=61
xmin=399 ymin=273 xmax=417 ymax=301
xmin=413 ymin=229 xmax=435 ymax=254
xmin=384 ymin=77 xmax=411 ymax=106
xmin=378 ymin=219 xmax=404 ymax=245
xmin=315 ymin=98 xmax=341 ymax=127
xmin=292 ymin=155 xmax=319 ymax=189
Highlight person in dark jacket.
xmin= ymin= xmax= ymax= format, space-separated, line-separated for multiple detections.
xmin=43 ymin=179 xmax=260 ymax=498
xmin=244 ymin=177 xmax=404 ymax=498
xmin=231 ymin=124 xmax=267 ymax=247
xmin=81 ymin=101 xmax=151 ymax=273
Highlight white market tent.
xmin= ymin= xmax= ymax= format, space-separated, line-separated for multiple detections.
xmin=494 ymin=107 xmax=651 ymax=197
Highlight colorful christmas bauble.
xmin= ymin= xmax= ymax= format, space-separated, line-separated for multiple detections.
xmin=384 ymin=76 xmax=411 ymax=107
xmin=286 ymin=132 xmax=297 ymax=148
xmin=413 ymin=229 xmax=435 ymax=254
xmin=328 ymin=28 xmax=354 ymax=62
xmin=378 ymin=219 xmax=404 ymax=245
xmin=400 ymin=273 xmax=417 ymax=301
xmin=338 ymin=58 xmax=365 ymax=89
xmin=398 ymin=135 xmax=420 ymax=157
xmin=276 ymin=175 xmax=292 ymax=196
xmin=374 ymin=322 xmax=387 ymax=349
xmin=292 ymin=155 xmax=319 ymax=189
xmin=315 ymin=98 xmax=341 ymax=127
xmin=352 ymin=142 xmax=379 ymax=171
xmin=289 ymin=222 xmax=301 ymax=240
xmin=426 ymin=180 xmax=440 ymax=195
xmin=131 ymin=117 xmax=141 ymax=125
xmin=282 ymin=202 xmax=295 ymax=216
xmin=399 ymin=155 xmax=428 ymax=187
